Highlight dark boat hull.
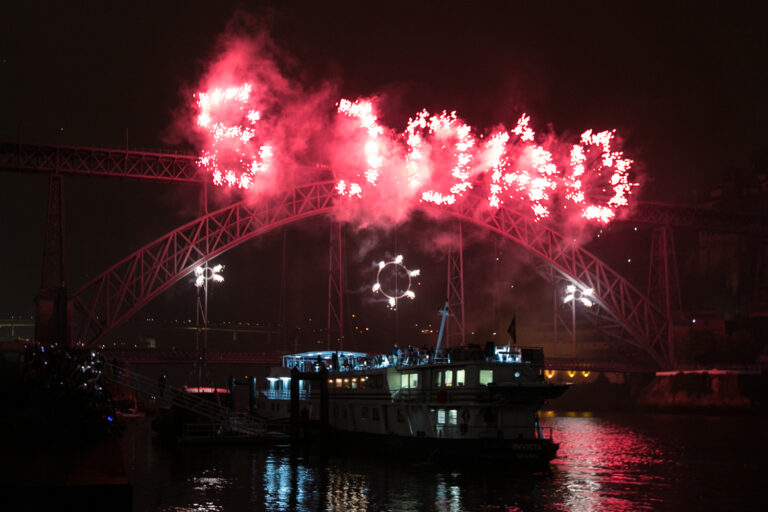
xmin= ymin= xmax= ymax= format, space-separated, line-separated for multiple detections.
xmin=299 ymin=427 xmax=559 ymax=468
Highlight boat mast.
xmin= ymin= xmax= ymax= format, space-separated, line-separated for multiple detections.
xmin=435 ymin=301 xmax=451 ymax=354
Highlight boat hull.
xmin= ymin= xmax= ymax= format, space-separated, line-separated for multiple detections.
xmin=302 ymin=427 xmax=559 ymax=467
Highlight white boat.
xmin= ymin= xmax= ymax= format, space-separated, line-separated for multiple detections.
xmin=256 ymin=329 xmax=568 ymax=465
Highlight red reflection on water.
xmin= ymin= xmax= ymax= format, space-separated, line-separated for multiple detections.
xmin=543 ymin=414 xmax=676 ymax=511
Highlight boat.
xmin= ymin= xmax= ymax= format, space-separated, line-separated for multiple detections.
xmin=256 ymin=310 xmax=568 ymax=466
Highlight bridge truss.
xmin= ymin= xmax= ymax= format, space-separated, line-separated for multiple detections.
xmin=64 ymin=180 xmax=669 ymax=367
xmin=4 ymin=141 xmax=767 ymax=369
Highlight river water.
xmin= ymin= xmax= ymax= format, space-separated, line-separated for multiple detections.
xmin=121 ymin=412 xmax=766 ymax=511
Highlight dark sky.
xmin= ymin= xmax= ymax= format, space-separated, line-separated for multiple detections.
xmin=2 ymin=1 xmax=767 ymax=349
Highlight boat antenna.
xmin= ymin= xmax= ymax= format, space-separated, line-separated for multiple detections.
xmin=435 ymin=301 xmax=452 ymax=354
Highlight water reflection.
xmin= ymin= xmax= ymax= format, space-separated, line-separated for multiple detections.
xmin=434 ymin=473 xmax=462 ymax=512
xmin=544 ymin=413 xmax=676 ymax=511
xmin=326 ymin=467 xmax=370 ymax=511
xmin=128 ymin=412 xmax=765 ymax=511
xmin=263 ymin=452 xmax=321 ymax=511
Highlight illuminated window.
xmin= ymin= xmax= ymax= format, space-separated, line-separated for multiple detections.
xmin=344 ymin=378 xmax=350 ymax=389
xmin=448 ymin=409 xmax=458 ymax=425
xmin=435 ymin=371 xmax=443 ymax=387
xmin=479 ymin=369 xmax=493 ymax=386
xmin=456 ymin=369 xmax=466 ymax=387
xmin=445 ymin=370 xmax=454 ymax=387
xmin=335 ymin=378 xmax=342 ymax=387
xmin=351 ymin=378 xmax=358 ymax=389
xmin=437 ymin=409 xmax=446 ymax=424
xmin=401 ymin=373 xmax=419 ymax=389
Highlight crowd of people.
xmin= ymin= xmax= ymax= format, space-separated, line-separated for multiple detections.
xmin=21 ymin=343 xmax=120 ymax=438
xmin=311 ymin=344 xmax=444 ymax=372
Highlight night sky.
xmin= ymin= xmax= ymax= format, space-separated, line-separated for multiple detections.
xmin=2 ymin=1 xmax=767 ymax=351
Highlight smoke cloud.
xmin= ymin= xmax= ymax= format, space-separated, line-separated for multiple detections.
xmin=184 ymin=24 xmax=641 ymax=251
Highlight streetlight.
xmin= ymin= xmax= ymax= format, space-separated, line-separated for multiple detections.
xmin=193 ymin=263 xmax=224 ymax=388
xmin=563 ymin=284 xmax=593 ymax=358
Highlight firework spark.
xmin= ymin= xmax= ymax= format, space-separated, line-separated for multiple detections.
xmin=193 ymin=85 xmax=638 ymax=225
xmin=195 ymin=83 xmax=272 ymax=190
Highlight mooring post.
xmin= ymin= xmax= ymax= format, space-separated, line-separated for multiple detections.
xmin=290 ymin=367 xmax=300 ymax=438
xmin=319 ymin=366 xmax=329 ymax=431
xmin=228 ymin=375 xmax=236 ymax=411
xmin=249 ymin=376 xmax=258 ymax=416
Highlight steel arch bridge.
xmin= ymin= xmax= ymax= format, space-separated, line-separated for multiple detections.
xmin=68 ymin=180 xmax=671 ymax=367
xmin=13 ymin=141 xmax=766 ymax=368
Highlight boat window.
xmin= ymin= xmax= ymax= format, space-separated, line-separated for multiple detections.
xmin=456 ymin=369 xmax=466 ymax=387
xmin=335 ymin=378 xmax=342 ymax=387
xmin=351 ymin=378 xmax=358 ymax=389
xmin=437 ymin=409 xmax=446 ymax=424
xmin=479 ymin=369 xmax=493 ymax=386
xmin=328 ymin=379 xmax=334 ymax=388
xmin=434 ymin=371 xmax=443 ymax=387
xmin=400 ymin=373 xmax=419 ymax=389
xmin=343 ymin=378 xmax=350 ymax=389
xmin=361 ymin=406 xmax=369 ymax=419
xmin=445 ymin=370 xmax=454 ymax=387
xmin=448 ymin=409 xmax=458 ymax=425
xmin=372 ymin=408 xmax=380 ymax=421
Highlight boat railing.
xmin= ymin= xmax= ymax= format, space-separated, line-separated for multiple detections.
xmin=280 ymin=345 xmax=543 ymax=373
xmin=433 ymin=424 xmax=553 ymax=441
xmin=261 ymin=389 xmax=307 ymax=400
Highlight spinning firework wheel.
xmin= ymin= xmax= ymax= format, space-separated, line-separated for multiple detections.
xmin=372 ymin=255 xmax=420 ymax=308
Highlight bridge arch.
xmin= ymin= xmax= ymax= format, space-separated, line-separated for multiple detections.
xmin=71 ymin=181 xmax=670 ymax=367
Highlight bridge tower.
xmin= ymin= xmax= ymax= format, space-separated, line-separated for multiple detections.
xmin=36 ymin=173 xmax=71 ymax=346
xmin=445 ymin=222 xmax=466 ymax=347
xmin=327 ymin=221 xmax=344 ymax=350
xmin=647 ymin=225 xmax=682 ymax=366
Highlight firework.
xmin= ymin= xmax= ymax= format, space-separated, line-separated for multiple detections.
xmin=193 ymin=84 xmax=638 ymax=225
xmin=195 ymin=83 xmax=272 ymax=190
xmin=372 ymin=255 xmax=420 ymax=309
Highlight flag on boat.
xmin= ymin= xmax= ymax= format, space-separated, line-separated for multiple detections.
xmin=507 ymin=316 xmax=517 ymax=345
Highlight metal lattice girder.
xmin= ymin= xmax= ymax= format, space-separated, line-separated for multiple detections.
xmin=71 ymin=180 xmax=669 ymax=367
xmin=445 ymin=222 xmax=466 ymax=348
xmin=327 ymin=222 xmax=344 ymax=350
xmin=0 ymin=141 xmax=201 ymax=183
xmin=629 ymin=201 xmax=768 ymax=237
xmin=71 ymin=181 xmax=337 ymax=345
xmin=3 ymin=142 xmax=768 ymax=236
xmin=439 ymin=194 xmax=671 ymax=368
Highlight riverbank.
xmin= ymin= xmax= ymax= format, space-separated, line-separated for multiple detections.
xmin=545 ymin=369 xmax=767 ymax=414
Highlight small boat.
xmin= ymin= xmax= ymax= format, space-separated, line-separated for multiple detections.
xmin=257 ymin=315 xmax=568 ymax=466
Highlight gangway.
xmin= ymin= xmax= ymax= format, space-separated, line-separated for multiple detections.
xmin=101 ymin=362 xmax=266 ymax=436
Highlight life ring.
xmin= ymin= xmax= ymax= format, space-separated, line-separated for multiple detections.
xmin=461 ymin=408 xmax=470 ymax=423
